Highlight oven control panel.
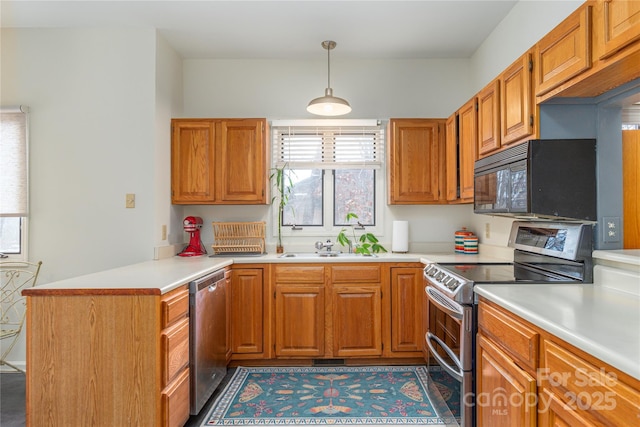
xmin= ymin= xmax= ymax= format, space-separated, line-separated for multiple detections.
xmin=424 ymin=264 xmax=473 ymax=303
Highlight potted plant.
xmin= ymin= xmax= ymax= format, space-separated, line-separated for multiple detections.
xmin=336 ymin=212 xmax=387 ymax=255
xmin=270 ymin=164 xmax=293 ymax=253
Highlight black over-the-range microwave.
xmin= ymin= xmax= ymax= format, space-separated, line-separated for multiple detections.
xmin=473 ymin=139 xmax=597 ymax=221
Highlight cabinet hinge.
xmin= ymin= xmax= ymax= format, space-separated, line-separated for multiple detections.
xmin=528 ymin=59 xmax=533 ymax=72
xmin=274 ymin=291 xmax=276 ymax=299
xmin=475 ymin=101 xmax=479 ymax=112
xmin=529 ymin=115 xmax=534 ymax=127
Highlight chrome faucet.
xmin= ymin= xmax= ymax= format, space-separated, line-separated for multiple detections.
xmin=314 ymin=239 xmax=334 ymax=253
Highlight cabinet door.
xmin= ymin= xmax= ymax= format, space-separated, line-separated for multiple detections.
xmin=275 ymin=285 xmax=325 ymax=357
xmin=230 ymin=268 xmax=264 ymax=354
xmin=598 ymin=0 xmax=640 ymax=59
xmin=458 ymin=98 xmax=476 ymax=200
xmin=501 ymin=52 xmax=534 ymax=146
xmin=477 ymin=80 xmax=501 ymax=156
xmin=217 ymin=119 xmax=268 ymax=204
xmin=476 ymin=334 xmax=537 ymax=427
xmin=171 ymin=120 xmax=216 ymax=204
xmin=388 ymin=119 xmax=445 ymax=204
xmin=333 ymin=285 xmax=382 ymax=357
xmin=535 ymin=5 xmax=592 ymax=96
xmin=538 ymin=388 xmax=597 ymax=427
xmin=390 ymin=267 xmax=423 ymax=354
xmin=445 ymin=113 xmax=458 ymax=202
xmin=162 ymin=369 xmax=190 ymax=427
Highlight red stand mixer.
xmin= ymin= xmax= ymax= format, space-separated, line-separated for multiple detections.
xmin=178 ymin=216 xmax=207 ymax=257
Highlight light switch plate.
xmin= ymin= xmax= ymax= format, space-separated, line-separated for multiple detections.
xmin=126 ymin=193 xmax=135 ymax=208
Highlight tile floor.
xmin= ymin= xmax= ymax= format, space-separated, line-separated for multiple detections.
xmin=0 ymin=370 xmax=235 ymax=427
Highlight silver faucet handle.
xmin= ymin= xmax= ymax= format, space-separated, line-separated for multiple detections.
xmin=314 ymin=241 xmax=325 ymax=250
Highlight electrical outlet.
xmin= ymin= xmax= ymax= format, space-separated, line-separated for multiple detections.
xmin=603 ymin=216 xmax=621 ymax=243
xmin=485 ymin=223 xmax=490 ymax=239
xmin=125 ymin=193 xmax=135 ymax=208
xmin=161 ymin=225 xmax=167 ymax=240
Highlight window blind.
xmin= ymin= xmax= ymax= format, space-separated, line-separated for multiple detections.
xmin=0 ymin=106 xmax=29 ymax=217
xmin=272 ymin=122 xmax=384 ymax=170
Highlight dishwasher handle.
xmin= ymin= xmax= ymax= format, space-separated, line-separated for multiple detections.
xmin=189 ymin=269 xmax=226 ymax=294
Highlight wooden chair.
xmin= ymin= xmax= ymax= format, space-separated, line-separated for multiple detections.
xmin=1 ymin=261 xmax=42 ymax=373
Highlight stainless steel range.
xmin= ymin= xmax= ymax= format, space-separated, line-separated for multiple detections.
xmin=423 ymin=221 xmax=593 ymax=427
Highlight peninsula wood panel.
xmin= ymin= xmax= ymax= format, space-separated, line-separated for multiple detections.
xmin=26 ymin=295 xmax=160 ymax=426
xmin=623 ymin=129 xmax=640 ymax=248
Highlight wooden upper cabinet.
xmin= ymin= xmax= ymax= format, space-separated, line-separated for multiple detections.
xmin=598 ymin=0 xmax=640 ymax=59
xmin=477 ymin=79 xmax=501 ymax=156
xmin=500 ymin=51 xmax=535 ymax=146
xmin=217 ymin=119 xmax=268 ymax=204
xmin=457 ymin=99 xmax=476 ymax=200
xmin=388 ymin=119 xmax=445 ymax=204
xmin=171 ymin=120 xmax=216 ymax=203
xmin=535 ymin=5 xmax=592 ymax=97
xmin=445 ymin=113 xmax=458 ymax=202
xmin=171 ymin=118 xmax=268 ymax=205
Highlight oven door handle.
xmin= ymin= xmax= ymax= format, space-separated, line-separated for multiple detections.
xmin=426 ymin=332 xmax=464 ymax=383
xmin=425 ymin=286 xmax=464 ymax=320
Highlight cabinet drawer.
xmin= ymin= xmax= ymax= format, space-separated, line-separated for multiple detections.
xmin=162 ymin=317 xmax=190 ymax=387
xmin=541 ymin=339 xmax=640 ymax=426
xmin=275 ymin=265 xmax=325 ymax=283
xmin=478 ymin=301 xmax=538 ymax=373
xmin=331 ymin=265 xmax=381 ymax=283
xmin=162 ymin=368 xmax=190 ymax=427
xmin=161 ymin=285 xmax=189 ymax=328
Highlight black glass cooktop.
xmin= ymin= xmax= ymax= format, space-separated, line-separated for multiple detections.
xmin=437 ymin=262 xmax=578 ymax=284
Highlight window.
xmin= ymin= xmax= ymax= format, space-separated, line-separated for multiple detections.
xmin=272 ymin=120 xmax=384 ymax=236
xmin=0 ymin=106 xmax=29 ymax=259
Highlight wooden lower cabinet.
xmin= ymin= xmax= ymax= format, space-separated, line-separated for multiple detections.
xmin=332 ymin=284 xmax=382 ymax=357
xmin=230 ymin=266 xmax=268 ymax=358
xmin=275 ymin=284 xmax=325 ymax=357
xmin=477 ymin=298 xmax=640 ymax=426
xmin=389 ymin=266 xmax=424 ymax=356
xmin=476 ymin=334 xmax=537 ymax=427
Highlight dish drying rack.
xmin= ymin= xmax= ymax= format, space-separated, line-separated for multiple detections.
xmin=211 ymin=221 xmax=266 ymax=255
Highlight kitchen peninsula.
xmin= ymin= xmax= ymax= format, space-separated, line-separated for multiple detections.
xmin=23 ymin=250 xmax=640 ymax=427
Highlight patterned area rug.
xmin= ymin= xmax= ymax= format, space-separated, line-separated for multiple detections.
xmin=201 ymin=366 xmax=459 ymax=426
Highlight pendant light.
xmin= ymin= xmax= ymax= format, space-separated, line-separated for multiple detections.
xmin=307 ymin=40 xmax=352 ymax=116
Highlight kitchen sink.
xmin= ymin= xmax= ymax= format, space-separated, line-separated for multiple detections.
xmin=278 ymin=252 xmax=377 ymax=258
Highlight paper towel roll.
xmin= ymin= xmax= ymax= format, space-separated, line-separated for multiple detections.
xmin=392 ymin=221 xmax=409 ymax=253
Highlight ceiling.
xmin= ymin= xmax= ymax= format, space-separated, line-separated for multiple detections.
xmin=1 ymin=0 xmax=519 ymax=60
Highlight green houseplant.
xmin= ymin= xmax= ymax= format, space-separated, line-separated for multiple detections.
xmin=270 ymin=164 xmax=293 ymax=253
xmin=336 ymin=212 xmax=387 ymax=255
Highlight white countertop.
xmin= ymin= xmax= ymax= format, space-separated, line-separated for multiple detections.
xmin=30 ymin=251 xmax=507 ymax=295
xmin=474 ymin=283 xmax=640 ymax=380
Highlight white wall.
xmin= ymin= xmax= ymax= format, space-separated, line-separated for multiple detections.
xmin=0 ymin=0 xmax=580 ymax=369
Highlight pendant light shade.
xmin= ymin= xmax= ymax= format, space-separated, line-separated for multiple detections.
xmin=307 ymin=41 xmax=351 ymax=116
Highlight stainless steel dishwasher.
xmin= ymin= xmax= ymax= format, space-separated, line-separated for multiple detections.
xmin=189 ymin=268 xmax=227 ymax=415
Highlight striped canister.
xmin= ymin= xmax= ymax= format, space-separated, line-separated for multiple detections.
xmin=455 ymin=227 xmax=473 ymax=253
xmin=464 ymin=235 xmax=479 ymax=254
